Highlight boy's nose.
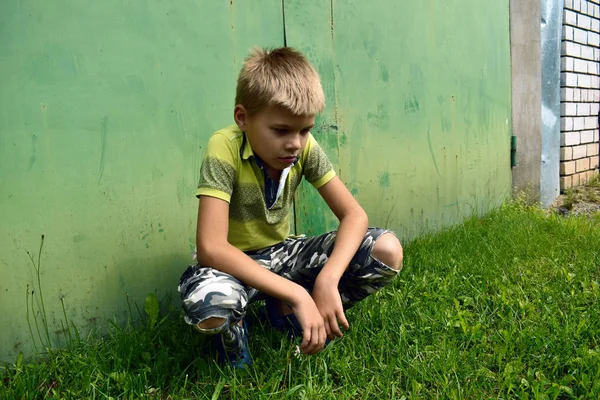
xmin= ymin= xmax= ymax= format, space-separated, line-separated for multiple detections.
xmin=286 ymin=134 xmax=302 ymax=151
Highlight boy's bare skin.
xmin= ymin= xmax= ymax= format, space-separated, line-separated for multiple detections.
xmin=195 ymin=103 xmax=372 ymax=355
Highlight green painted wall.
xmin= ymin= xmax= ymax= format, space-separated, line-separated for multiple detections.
xmin=0 ymin=0 xmax=511 ymax=363
xmin=290 ymin=0 xmax=512 ymax=236
xmin=0 ymin=0 xmax=283 ymax=362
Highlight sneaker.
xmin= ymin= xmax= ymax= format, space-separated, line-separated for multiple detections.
xmin=214 ymin=320 xmax=252 ymax=369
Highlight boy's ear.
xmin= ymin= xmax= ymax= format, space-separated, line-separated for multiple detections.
xmin=234 ymin=105 xmax=248 ymax=131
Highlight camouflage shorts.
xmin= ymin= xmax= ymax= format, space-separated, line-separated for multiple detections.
xmin=178 ymin=227 xmax=399 ymax=334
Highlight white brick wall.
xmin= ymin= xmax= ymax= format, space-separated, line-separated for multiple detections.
xmin=560 ymin=0 xmax=600 ymax=191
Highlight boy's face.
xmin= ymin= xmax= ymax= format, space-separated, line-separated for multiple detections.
xmin=235 ymin=105 xmax=315 ymax=173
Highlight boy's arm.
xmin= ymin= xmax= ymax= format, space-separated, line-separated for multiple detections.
xmin=196 ymin=195 xmax=327 ymax=354
xmin=313 ymin=176 xmax=369 ymax=339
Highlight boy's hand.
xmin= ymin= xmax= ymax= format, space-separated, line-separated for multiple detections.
xmin=289 ymin=288 xmax=328 ymax=354
xmin=312 ymin=277 xmax=349 ymax=340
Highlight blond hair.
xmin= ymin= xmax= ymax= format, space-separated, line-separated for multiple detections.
xmin=235 ymin=47 xmax=325 ymax=116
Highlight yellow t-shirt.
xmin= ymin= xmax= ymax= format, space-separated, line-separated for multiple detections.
xmin=197 ymin=125 xmax=336 ymax=251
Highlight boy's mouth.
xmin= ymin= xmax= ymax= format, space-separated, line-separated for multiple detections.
xmin=278 ymin=156 xmax=297 ymax=165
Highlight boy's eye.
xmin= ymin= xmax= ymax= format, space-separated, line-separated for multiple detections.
xmin=300 ymin=129 xmax=310 ymax=135
xmin=273 ymin=128 xmax=289 ymax=134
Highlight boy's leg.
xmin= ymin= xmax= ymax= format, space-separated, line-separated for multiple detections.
xmin=269 ymin=228 xmax=401 ymax=309
xmin=178 ymin=265 xmax=252 ymax=360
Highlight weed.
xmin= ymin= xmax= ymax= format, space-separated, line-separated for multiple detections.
xmin=562 ymin=188 xmax=577 ymax=210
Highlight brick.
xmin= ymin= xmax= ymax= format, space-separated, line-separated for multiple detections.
xmin=591 ymin=156 xmax=600 ymax=169
xmin=562 ymin=41 xmax=581 ymax=57
xmin=567 ymin=28 xmax=588 ymax=45
xmin=563 ymin=25 xmax=574 ymax=40
xmin=574 ymin=27 xmax=588 ymax=44
xmin=566 ymin=0 xmax=574 ymax=8
xmin=593 ymin=18 xmax=599 ymax=32
xmin=561 ymin=146 xmax=574 ymax=160
xmin=573 ymin=117 xmax=585 ymax=131
xmin=584 ymin=117 xmax=598 ymax=130
xmin=561 ymin=88 xmax=574 ymax=102
xmin=580 ymin=90 xmax=588 ymax=102
xmin=574 ymin=88 xmax=582 ymax=102
xmin=574 ymin=0 xmax=581 ymax=11
xmin=573 ymin=144 xmax=588 ymax=158
xmin=573 ymin=173 xmax=581 ymax=186
xmin=565 ymin=9 xmax=578 ymax=25
xmin=577 ymin=103 xmax=591 ymax=116
xmin=574 ymin=58 xmax=588 ymax=72
xmin=578 ymin=14 xmax=591 ymax=30
xmin=560 ymin=175 xmax=573 ymax=191
xmin=562 ymin=160 xmax=576 ymax=175
xmin=576 ymin=157 xmax=590 ymax=172
xmin=580 ymin=0 xmax=588 ymax=13
xmin=581 ymin=46 xmax=594 ymax=60
xmin=591 ymin=76 xmax=599 ymax=90
xmin=588 ymin=143 xmax=600 ymax=156
xmin=592 ymin=90 xmax=600 ymax=102
xmin=578 ymin=74 xmax=591 ymax=88
xmin=592 ymin=103 xmax=599 ymax=115
xmin=582 ymin=130 xmax=595 ymax=143
xmin=589 ymin=61 xmax=599 ymax=75
xmin=595 ymin=130 xmax=600 ymax=142
xmin=561 ymin=57 xmax=574 ymax=71
xmin=589 ymin=32 xmax=600 ymax=46
xmin=562 ymin=102 xmax=578 ymax=116
xmin=561 ymin=72 xmax=578 ymax=87
xmin=562 ymin=131 xmax=581 ymax=146
xmin=561 ymin=117 xmax=574 ymax=131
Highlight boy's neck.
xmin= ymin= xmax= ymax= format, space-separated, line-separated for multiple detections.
xmin=254 ymin=153 xmax=282 ymax=182
xmin=264 ymin=165 xmax=281 ymax=183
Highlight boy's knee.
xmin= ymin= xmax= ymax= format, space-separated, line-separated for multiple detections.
xmin=196 ymin=317 xmax=227 ymax=332
xmin=372 ymin=233 xmax=403 ymax=271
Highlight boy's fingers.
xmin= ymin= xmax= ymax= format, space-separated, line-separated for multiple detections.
xmin=301 ymin=328 xmax=311 ymax=351
xmin=301 ymin=326 xmax=316 ymax=354
xmin=308 ymin=326 xmax=320 ymax=354
xmin=328 ymin=318 xmax=343 ymax=338
xmin=320 ymin=326 xmax=327 ymax=349
xmin=338 ymin=310 xmax=350 ymax=330
xmin=324 ymin=320 xmax=332 ymax=339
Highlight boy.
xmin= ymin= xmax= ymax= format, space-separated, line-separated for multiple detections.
xmin=178 ymin=47 xmax=403 ymax=368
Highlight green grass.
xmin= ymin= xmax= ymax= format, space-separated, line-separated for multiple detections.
xmin=2 ymin=202 xmax=600 ymax=399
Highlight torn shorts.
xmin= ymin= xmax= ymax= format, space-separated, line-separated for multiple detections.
xmin=178 ymin=227 xmax=399 ymax=334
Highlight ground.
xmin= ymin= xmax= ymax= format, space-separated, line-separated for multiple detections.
xmin=547 ymin=175 xmax=600 ymax=217
xmin=3 ymin=187 xmax=600 ymax=398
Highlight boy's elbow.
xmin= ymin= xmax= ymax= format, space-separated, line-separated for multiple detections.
xmin=196 ymin=237 xmax=224 ymax=266
xmin=356 ymin=207 xmax=369 ymax=229
xmin=351 ymin=207 xmax=369 ymax=229
xmin=360 ymin=208 xmax=369 ymax=225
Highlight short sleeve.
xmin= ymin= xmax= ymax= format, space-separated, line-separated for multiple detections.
xmin=302 ymin=134 xmax=336 ymax=189
xmin=196 ymin=133 xmax=237 ymax=202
